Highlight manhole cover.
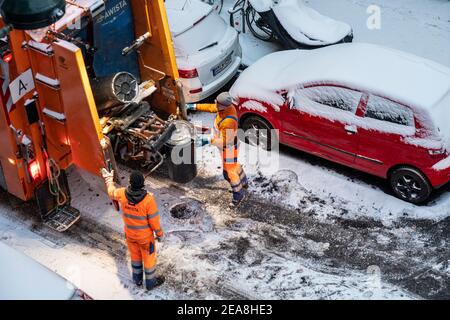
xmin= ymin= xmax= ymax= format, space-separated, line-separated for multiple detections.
xmin=170 ymin=202 xmax=199 ymax=220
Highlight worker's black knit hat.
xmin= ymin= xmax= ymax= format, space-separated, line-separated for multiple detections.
xmin=129 ymin=171 xmax=145 ymax=190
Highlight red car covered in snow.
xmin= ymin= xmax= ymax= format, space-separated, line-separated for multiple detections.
xmin=231 ymin=43 xmax=450 ymax=204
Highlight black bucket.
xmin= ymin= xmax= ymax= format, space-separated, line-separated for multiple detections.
xmin=165 ymin=121 xmax=197 ymax=183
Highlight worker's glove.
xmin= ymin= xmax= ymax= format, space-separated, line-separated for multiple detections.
xmin=185 ymin=103 xmax=196 ymax=111
xmin=156 ymin=234 xmax=164 ymax=242
xmin=101 ymin=168 xmax=114 ymax=185
xmin=196 ymin=136 xmax=211 ymax=147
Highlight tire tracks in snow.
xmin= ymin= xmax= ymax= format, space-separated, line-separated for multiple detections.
xmin=2 ymin=164 xmax=448 ymax=299
xmin=182 ymin=168 xmax=449 ymax=299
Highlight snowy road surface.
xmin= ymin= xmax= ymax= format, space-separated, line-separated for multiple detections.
xmin=1 ymin=0 xmax=450 ymax=300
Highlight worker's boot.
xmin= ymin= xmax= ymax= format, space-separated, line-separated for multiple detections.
xmin=232 ymin=189 xmax=246 ymax=206
xmin=131 ymin=262 xmax=143 ymax=287
xmin=132 ymin=272 xmax=143 ymax=287
xmin=240 ymin=169 xmax=249 ymax=189
xmin=241 ymin=176 xmax=249 ymax=189
xmin=145 ymin=276 xmax=165 ymax=291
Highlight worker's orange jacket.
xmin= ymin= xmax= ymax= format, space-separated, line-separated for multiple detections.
xmin=196 ymin=104 xmax=239 ymax=148
xmin=107 ymin=185 xmax=163 ymax=241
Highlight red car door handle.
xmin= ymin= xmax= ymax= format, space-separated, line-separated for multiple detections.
xmin=344 ymin=125 xmax=358 ymax=135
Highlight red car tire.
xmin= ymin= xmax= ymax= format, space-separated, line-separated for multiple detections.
xmin=389 ymin=166 xmax=432 ymax=204
xmin=241 ymin=115 xmax=276 ymax=151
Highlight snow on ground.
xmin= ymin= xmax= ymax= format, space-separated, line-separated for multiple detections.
xmin=0 ymin=214 xmax=134 ymax=300
xmin=192 ymin=112 xmax=450 ymax=224
xmin=307 ymin=0 xmax=450 ymax=67
xmin=0 ymin=168 xmax=416 ymax=300
xmin=226 ymin=0 xmax=450 ymax=67
xmin=1 ymin=0 xmax=449 ymax=301
xmin=216 ymin=0 xmax=450 ymax=223
xmin=67 ymin=166 xmax=418 ymax=299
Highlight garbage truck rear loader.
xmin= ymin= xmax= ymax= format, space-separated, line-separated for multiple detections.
xmin=0 ymin=0 xmax=188 ymax=231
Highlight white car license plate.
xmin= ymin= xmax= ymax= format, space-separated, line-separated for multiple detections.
xmin=212 ymin=52 xmax=233 ymax=77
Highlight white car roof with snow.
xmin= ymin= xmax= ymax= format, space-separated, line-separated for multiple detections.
xmin=0 ymin=241 xmax=75 ymax=299
xmin=165 ymin=0 xmax=213 ymax=36
xmin=230 ymin=43 xmax=450 ymax=112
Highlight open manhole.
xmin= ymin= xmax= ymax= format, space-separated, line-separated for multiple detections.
xmin=170 ymin=202 xmax=200 ymax=220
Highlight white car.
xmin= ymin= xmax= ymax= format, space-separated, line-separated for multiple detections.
xmin=0 ymin=242 xmax=92 ymax=300
xmin=166 ymin=0 xmax=242 ymax=103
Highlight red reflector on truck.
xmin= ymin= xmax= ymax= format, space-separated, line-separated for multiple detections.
xmin=28 ymin=160 xmax=41 ymax=181
xmin=2 ymin=52 xmax=13 ymax=63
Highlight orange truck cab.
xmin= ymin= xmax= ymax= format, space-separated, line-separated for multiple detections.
xmin=0 ymin=0 xmax=185 ymax=231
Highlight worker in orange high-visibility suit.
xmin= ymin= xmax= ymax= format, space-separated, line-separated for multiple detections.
xmin=187 ymin=92 xmax=248 ymax=205
xmin=101 ymin=169 xmax=164 ymax=290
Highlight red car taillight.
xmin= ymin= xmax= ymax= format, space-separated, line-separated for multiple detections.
xmin=179 ymin=68 xmax=199 ymax=79
xmin=28 ymin=160 xmax=41 ymax=181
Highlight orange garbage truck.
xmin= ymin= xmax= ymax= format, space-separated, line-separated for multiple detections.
xmin=0 ymin=0 xmax=189 ymax=231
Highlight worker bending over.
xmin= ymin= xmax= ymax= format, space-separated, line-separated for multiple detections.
xmin=187 ymin=92 xmax=248 ymax=205
xmin=101 ymin=169 xmax=164 ymax=290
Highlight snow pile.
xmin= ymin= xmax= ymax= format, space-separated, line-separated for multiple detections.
xmin=251 ymin=170 xmax=309 ymax=208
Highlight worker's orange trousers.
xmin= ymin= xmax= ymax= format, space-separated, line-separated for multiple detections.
xmin=222 ymin=144 xmax=248 ymax=199
xmin=126 ymin=236 xmax=157 ymax=289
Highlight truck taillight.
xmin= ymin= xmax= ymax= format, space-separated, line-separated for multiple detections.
xmin=179 ymin=69 xmax=198 ymax=79
xmin=28 ymin=160 xmax=41 ymax=181
xmin=2 ymin=51 xmax=13 ymax=63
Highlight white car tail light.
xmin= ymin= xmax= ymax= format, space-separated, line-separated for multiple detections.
xmin=179 ymin=69 xmax=199 ymax=79
xmin=189 ymin=88 xmax=203 ymax=94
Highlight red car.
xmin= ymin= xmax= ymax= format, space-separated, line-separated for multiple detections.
xmin=231 ymin=43 xmax=450 ymax=204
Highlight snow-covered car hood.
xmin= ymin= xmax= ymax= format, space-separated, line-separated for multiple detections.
xmin=249 ymin=0 xmax=352 ymax=45
xmin=0 ymin=242 xmax=76 ymax=300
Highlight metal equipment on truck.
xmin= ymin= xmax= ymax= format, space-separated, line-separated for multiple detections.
xmin=0 ymin=0 xmax=193 ymax=232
